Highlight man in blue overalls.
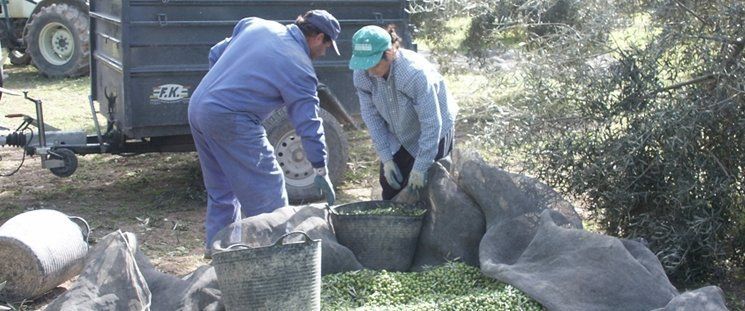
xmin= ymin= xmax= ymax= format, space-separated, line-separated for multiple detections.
xmin=188 ymin=10 xmax=339 ymax=255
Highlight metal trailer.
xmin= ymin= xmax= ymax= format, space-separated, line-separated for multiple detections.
xmin=0 ymin=0 xmax=413 ymax=203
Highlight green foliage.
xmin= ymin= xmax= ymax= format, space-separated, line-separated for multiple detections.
xmin=321 ymin=262 xmax=543 ymax=310
xmin=465 ymin=0 xmax=581 ymax=42
xmin=407 ymin=0 xmax=472 ymax=43
xmin=408 ymin=2 xmax=744 ymax=282
xmin=460 ymin=0 xmax=621 ymax=58
xmin=478 ymin=0 xmax=745 ymax=283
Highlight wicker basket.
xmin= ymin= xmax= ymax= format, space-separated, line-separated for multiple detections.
xmin=330 ymin=200 xmax=425 ymax=271
xmin=212 ymin=231 xmax=321 ymax=311
xmin=0 ymin=209 xmax=90 ymax=302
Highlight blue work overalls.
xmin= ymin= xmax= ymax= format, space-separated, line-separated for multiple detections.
xmin=188 ymin=18 xmax=328 ymax=246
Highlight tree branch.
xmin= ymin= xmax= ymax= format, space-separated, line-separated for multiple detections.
xmin=690 ymin=35 xmax=740 ymax=45
xmin=725 ymin=37 xmax=744 ymax=71
xmin=707 ymin=151 xmax=732 ymax=180
xmin=656 ymin=74 xmax=718 ymax=94
xmin=674 ymin=0 xmax=712 ymax=27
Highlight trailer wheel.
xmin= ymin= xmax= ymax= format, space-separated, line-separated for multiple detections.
xmin=264 ymin=108 xmax=349 ymax=204
xmin=24 ymin=3 xmax=89 ymax=78
xmin=49 ymin=148 xmax=78 ymax=177
xmin=9 ymin=50 xmax=32 ymax=66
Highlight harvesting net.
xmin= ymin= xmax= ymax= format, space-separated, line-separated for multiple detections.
xmin=45 ymin=150 xmax=728 ymax=310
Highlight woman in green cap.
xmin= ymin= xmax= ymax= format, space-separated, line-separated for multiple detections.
xmin=349 ymin=25 xmax=458 ymax=199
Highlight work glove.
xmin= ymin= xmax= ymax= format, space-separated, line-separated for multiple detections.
xmin=407 ymin=170 xmax=428 ymax=192
xmin=382 ymin=160 xmax=403 ymax=190
xmin=314 ymin=166 xmax=336 ymax=205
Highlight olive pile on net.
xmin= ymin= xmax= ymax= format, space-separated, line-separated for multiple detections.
xmin=321 ymin=262 xmax=544 ymax=310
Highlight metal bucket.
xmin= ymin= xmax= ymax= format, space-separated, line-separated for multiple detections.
xmin=0 ymin=209 xmax=90 ymax=302
xmin=212 ymin=231 xmax=322 ymax=311
xmin=330 ymin=200 xmax=424 ymax=272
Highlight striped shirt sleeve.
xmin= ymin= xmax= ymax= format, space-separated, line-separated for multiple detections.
xmin=354 ymin=71 xmax=394 ymax=163
xmin=399 ymin=67 xmax=443 ymax=173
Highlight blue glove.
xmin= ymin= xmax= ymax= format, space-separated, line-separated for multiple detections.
xmin=383 ymin=160 xmax=403 ymax=190
xmin=407 ymin=170 xmax=427 ymax=192
xmin=314 ymin=167 xmax=336 ymax=205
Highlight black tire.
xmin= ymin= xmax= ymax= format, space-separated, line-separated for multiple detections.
xmin=49 ymin=148 xmax=78 ymax=177
xmin=264 ymin=108 xmax=349 ymax=204
xmin=24 ymin=4 xmax=89 ymax=78
xmin=9 ymin=49 xmax=32 ymax=66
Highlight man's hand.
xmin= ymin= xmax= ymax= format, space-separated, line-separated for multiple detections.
xmin=407 ymin=170 xmax=427 ymax=191
xmin=314 ymin=167 xmax=336 ymax=205
xmin=383 ymin=160 xmax=403 ymax=190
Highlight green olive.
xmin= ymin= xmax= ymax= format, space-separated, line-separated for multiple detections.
xmin=321 ymin=262 xmax=544 ymax=310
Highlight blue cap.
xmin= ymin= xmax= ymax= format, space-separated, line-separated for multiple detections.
xmin=305 ymin=10 xmax=341 ymax=55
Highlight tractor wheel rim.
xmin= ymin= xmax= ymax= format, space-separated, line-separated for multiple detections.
xmin=275 ymin=132 xmax=315 ymax=187
xmin=39 ymin=22 xmax=74 ymax=66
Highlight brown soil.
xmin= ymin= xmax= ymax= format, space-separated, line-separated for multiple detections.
xmin=0 ymin=142 xmax=374 ymax=309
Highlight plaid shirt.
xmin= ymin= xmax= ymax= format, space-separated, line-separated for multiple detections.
xmin=354 ymin=48 xmax=457 ymax=173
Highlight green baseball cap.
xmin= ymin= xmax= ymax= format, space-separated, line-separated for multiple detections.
xmin=348 ymin=25 xmax=392 ymax=70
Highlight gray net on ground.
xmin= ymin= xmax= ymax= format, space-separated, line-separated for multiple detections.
xmin=408 ymin=161 xmax=485 ymax=270
xmin=45 ymin=231 xmax=153 ymax=310
xmin=46 ymin=150 xmax=729 ymax=310
xmin=210 ymin=204 xmax=362 ymax=275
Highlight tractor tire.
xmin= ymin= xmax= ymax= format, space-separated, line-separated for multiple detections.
xmin=24 ymin=3 xmax=89 ymax=78
xmin=9 ymin=49 xmax=32 ymax=66
xmin=264 ymin=108 xmax=349 ymax=204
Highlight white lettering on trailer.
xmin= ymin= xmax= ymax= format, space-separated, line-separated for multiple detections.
xmin=150 ymin=84 xmax=190 ymax=104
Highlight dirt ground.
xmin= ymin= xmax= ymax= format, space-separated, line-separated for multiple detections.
xmin=0 ymin=134 xmax=377 ymax=267
xmin=0 ymin=125 xmax=379 ymax=309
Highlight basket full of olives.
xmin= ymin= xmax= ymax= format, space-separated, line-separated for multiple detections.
xmin=330 ymin=200 xmax=426 ymax=271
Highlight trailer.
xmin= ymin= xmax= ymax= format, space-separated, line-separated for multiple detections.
xmin=0 ymin=0 xmax=413 ymax=203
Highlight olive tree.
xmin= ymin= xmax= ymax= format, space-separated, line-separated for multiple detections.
xmin=410 ymin=0 xmax=744 ymax=282
xmin=494 ymin=0 xmax=743 ymax=282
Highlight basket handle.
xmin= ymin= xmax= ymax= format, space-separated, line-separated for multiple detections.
xmin=273 ymin=231 xmax=313 ymax=246
xmin=68 ymin=216 xmax=91 ymax=244
xmin=324 ymin=205 xmax=337 ymax=236
xmin=215 ymin=231 xmax=314 ymax=252
xmin=221 ymin=243 xmax=251 ymax=251
xmin=326 ymin=204 xmax=339 ymax=215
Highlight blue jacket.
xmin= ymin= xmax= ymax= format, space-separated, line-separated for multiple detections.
xmin=190 ymin=17 xmax=327 ymax=168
